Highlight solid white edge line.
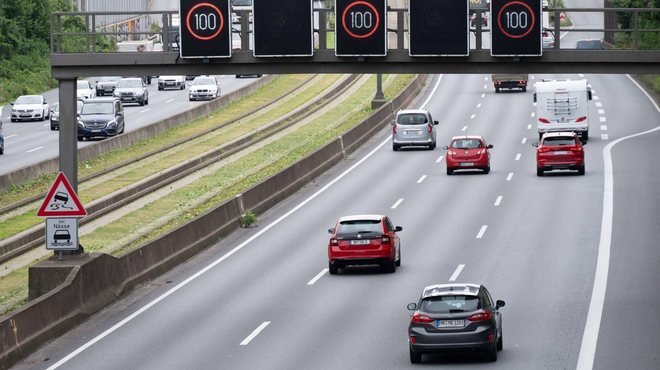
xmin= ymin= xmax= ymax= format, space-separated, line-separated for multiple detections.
xmin=391 ymin=198 xmax=404 ymax=209
xmin=436 ymin=155 xmax=444 ymax=163
xmin=240 ymin=322 xmax=271 ymax=345
xmin=417 ymin=175 xmax=427 ymax=184
xmin=576 ymin=74 xmax=660 ymax=370
xmin=6 ymin=134 xmax=17 ymax=139
xmin=45 ymin=135 xmax=396 ymax=370
xmin=449 ymin=264 xmax=466 ymax=282
xmin=43 ymin=123 xmax=50 ymax=127
xmin=420 ymin=75 xmax=443 ymax=109
xmin=307 ymin=269 xmax=329 ymax=285
xmin=494 ymin=196 xmax=503 ymax=206
xmin=476 ymin=226 xmax=488 ymax=239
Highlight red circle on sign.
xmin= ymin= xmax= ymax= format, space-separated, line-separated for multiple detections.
xmin=342 ymin=1 xmax=380 ymax=39
xmin=186 ymin=3 xmax=224 ymax=41
xmin=497 ymin=1 xmax=535 ymax=39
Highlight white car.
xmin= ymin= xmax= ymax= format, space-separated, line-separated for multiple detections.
xmin=10 ymin=95 xmax=50 ymax=122
xmin=77 ymin=80 xmax=95 ymax=100
xmin=188 ymin=76 xmax=221 ymax=101
xmin=158 ymin=76 xmax=186 ymax=90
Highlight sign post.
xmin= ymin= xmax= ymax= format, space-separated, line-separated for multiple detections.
xmin=491 ymin=0 xmax=542 ymax=57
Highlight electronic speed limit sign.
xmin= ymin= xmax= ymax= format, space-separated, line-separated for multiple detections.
xmin=491 ymin=0 xmax=542 ymax=57
xmin=335 ymin=0 xmax=387 ymax=57
xmin=179 ymin=0 xmax=231 ymax=58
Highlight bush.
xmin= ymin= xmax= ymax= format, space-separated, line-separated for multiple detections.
xmin=238 ymin=210 xmax=258 ymax=228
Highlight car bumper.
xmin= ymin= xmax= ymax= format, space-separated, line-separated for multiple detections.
xmin=96 ymin=87 xmax=115 ymax=95
xmin=189 ymin=92 xmax=216 ymax=100
xmin=329 ymin=246 xmax=395 ymax=267
xmin=159 ymin=82 xmax=184 ymax=88
xmin=78 ymin=127 xmax=118 ymax=139
xmin=409 ymin=325 xmax=496 ymax=354
xmin=446 ymin=157 xmax=488 ymax=169
xmin=12 ymin=113 xmax=44 ymax=120
xmin=117 ymin=96 xmax=144 ymax=104
xmin=50 ymin=119 xmax=59 ymax=129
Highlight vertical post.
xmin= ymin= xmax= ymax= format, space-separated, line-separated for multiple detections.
xmin=634 ymin=11 xmax=639 ymax=50
xmin=476 ymin=10 xmax=482 ymax=51
xmin=397 ymin=8 xmax=404 ymax=50
xmin=162 ymin=13 xmax=170 ymax=52
xmin=319 ymin=9 xmax=327 ymax=50
xmin=58 ymin=79 xmax=78 ymax=193
xmin=241 ymin=11 xmax=249 ymax=50
xmin=554 ymin=9 xmax=560 ymax=49
xmin=375 ymin=74 xmax=384 ymax=99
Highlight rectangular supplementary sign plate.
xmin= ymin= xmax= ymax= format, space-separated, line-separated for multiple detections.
xmin=46 ymin=218 xmax=79 ymax=251
xmin=409 ymin=0 xmax=470 ymax=56
xmin=253 ymin=0 xmax=314 ymax=57
xmin=335 ymin=0 xmax=387 ymax=57
xmin=490 ymin=0 xmax=542 ymax=57
xmin=179 ymin=0 xmax=231 ymax=58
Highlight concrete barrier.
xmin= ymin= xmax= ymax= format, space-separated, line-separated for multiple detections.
xmin=0 ymin=74 xmax=429 ymax=369
xmin=0 ymin=75 xmax=278 ymax=193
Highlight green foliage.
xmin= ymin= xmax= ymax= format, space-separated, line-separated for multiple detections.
xmin=611 ymin=0 xmax=660 ymax=50
xmin=238 ymin=210 xmax=258 ymax=228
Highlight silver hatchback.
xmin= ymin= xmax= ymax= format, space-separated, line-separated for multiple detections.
xmin=391 ymin=109 xmax=438 ymax=151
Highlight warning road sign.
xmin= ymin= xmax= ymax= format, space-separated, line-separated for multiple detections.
xmin=36 ymin=172 xmax=87 ymax=217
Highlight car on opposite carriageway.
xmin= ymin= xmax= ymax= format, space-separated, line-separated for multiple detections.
xmin=113 ymin=77 xmax=149 ymax=106
xmin=10 ymin=95 xmax=50 ymax=122
xmin=50 ymin=100 xmax=84 ymax=130
xmin=188 ymin=76 xmax=221 ymax=101
xmin=77 ymin=97 xmax=125 ymax=141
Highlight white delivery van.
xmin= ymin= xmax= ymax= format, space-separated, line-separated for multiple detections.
xmin=534 ymin=79 xmax=592 ymax=141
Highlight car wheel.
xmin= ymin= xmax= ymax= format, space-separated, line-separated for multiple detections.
xmin=77 ymin=136 xmax=83 ymax=142
xmin=395 ymin=249 xmax=401 ymax=267
xmin=497 ymin=333 xmax=503 ymax=351
xmin=522 ymin=86 xmax=527 ymax=92
xmin=146 ymin=97 xmax=149 ymax=105
xmin=189 ymin=97 xmax=193 ymax=101
xmin=0 ymin=147 xmax=3 ymax=155
xmin=180 ymin=84 xmax=185 ymax=90
xmin=158 ymin=86 xmax=163 ymax=91
xmin=409 ymin=346 xmax=422 ymax=364
xmin=139 ymin=98 xmax=145 ymax=106
xmin=235 ymin=75 xmax=241 ymax=78
xmin=447 ymin=168 xmax=453 ymax=175
xmin=486 ymin=341 xmax=498 ymax=362
xmin=484 ymin=166 xmax=490 ymax=174
xmin=582 ymin=131 xmax=589 ymax=141
xmin=495 ymin=87 xmax=500 ymax=93
xmin=50 ymin=125 xmax=56 ymax=131
xmin=10 ymin=118 xmax=16 ymax=122
xmin=41 ymin=110 xmax=46 ymax=121
xmin=578 ymin=164 xmax=585 ymax=175
xmin=328 ymin=262 xmax=338 ymax=275
xmin=392 ymin=145 xmax=399 ymax=151
xmin=537 ymin=167 xmax=544 ymax=177
xmin=383 ymin=258 xmax=396 ymax=273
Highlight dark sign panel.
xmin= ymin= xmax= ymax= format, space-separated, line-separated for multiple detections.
xmin=491 ymin=0 xmax=542 ymax=56
xmin=409 ymin=0 xmax=469 ymax=56
xmin=180 ymin=0 xmax=231 ymax=58
xmin=335 ymin=0 xmax=387 ymax=56
xmin=253 ymin=0 xmax=313 ymax=57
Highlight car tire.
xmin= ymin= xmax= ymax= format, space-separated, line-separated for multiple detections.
xmin=497 ymin=333 xmax=503 ymax=351
xmin=189 ymin=98 xmax=193 ymax=101
xmin=522 ymin=86 xmax=527 ymax=92
xmin=582 ymin=131 xmax=589 ymax=141
xmin=77 ymin=136 xmax=83 ymax=142
xmin=328 ymin=262 xmax=338 ymax=275
xmin=158 ymin=86 xmax=163 ymax=91
xmin=484 ymin=166 xmax=490 ymax=174
xmin=486 ymin=341 xmax=498 ymax=362
xmin=50 ymin=125 xmax=56 ymax=131
xmin=409 ymin=347 xmax=422 ymax=364
xmin=495 ymin=87 xmax=500 ymax=93
xmin=0 ymin=147 xmax=3 ymax=155
xmin=383 ymin=258 xmax=396 ymax=273
xmin=146 ymin=97 xmax=149 ymax=105
xmin=578 ymin=164 xmax=585 ymax=175
xmin=537 ymin=167 xmax=544 ymax=177
xmin=180 ymin=84 xmax=185 ymax=90
xmin=395 ymin=250 xmax=401 ymax=267
xmin=447 ymin=168 xmax=453 ymax=175
xmin=235 ymin=75 xmax=241 ymax=78
xmin=393 ymin=145 xmax=399 ymax=151
xmin=10 ymin=118 xmax=16 ymax=122
xmin=139 ymin=98 xmax=145 ymax=106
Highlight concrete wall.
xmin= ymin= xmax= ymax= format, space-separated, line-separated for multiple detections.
xmin=0 ymin=74 xmax=428 ymax=369
xmin=0 ymin=75 xmax=277 ymax=193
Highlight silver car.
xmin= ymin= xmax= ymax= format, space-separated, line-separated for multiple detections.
xmin=391 ymin=109 xmax=438 ymax=151
xmin=113 ymin=78 xmax=149 ymax=106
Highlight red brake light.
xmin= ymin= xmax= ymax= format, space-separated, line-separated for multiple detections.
xmin=576 ymin=116 xmax=587 ymax=123
xmin=468 ymin=310 xmax=492 ymax=322
xmin=393 ymin=125 xmax=397 ymax=134
xmin=428 ymin=124 xmax=433 ymax=133
xmin=412 ymin=313 xmax=433 ymax=323
xmin=569 ymin=145 xmax=583 ymax=152
xmin=410 ymin=336 xmax=417 ymax=344
xmin=539 ymin=118 xmax=551 ymax=124
xmin=330 ymin=238 xmax=338 ymax=246
xmin=382 ymin=236 xmax=391 ymax=244
xmin=538 ymin=147 xmax=551 ymax=153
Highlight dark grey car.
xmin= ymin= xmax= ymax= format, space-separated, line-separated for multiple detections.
xmin=391 ymin=109 xmax=438 ymax=151
xmin=77 ymin=97 xmax=125 ymax=141
xmin=113 ymin=78 xmax=149 ymax=106
xmin=407 ymin=283 xmax=505 ymax=363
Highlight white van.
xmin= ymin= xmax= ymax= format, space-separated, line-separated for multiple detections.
xmin=534 ymin=79 xmax=592 ymax=141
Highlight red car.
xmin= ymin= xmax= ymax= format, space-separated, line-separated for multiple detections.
xmin=327 ymin=215 xmax=402 ymax=274
xmin=533 ymin=131 xmax=586 ymax=176
xmin=443 ymin=136 xmax=492 ymax=175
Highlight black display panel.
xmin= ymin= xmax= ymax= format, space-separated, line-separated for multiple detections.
xmin=179 ymin=0 xmax=231 ymax=58
xmin=335 ymin=0 xmax=387 ymax=56
xmin=491 ymin=0 xmax=542 ymax=56
xmin=409 ymin=0 xmax=469 ymax=56
xmin=253 ymin=0 xmax=313 ymax=57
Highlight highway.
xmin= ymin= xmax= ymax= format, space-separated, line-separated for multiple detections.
xmin=0 ymin=76 xmax=258 ymax=175
xmin=12 ymin=70 xmax=660 ymax=370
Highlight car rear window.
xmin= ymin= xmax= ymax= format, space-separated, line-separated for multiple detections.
xmin=397 ymin=113 xmax=427 ymax=125
xmin=451 ymin=139 xmax=482 ymax=149
xmin=576 ymin=40 xmax=602 ymax=49
xmin=543 ymin=137 xmax=576 ymax=146
xmin=337 ymin=220 xmax=382 ymax=236
xmin=421 ymin=295 xmax=480 ymax=313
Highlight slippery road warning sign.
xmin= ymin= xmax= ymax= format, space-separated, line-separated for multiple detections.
xmin=36 ymin=172 xmax=87 ymax=217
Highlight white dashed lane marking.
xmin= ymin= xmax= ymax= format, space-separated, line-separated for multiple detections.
xmin=307 ymin=269 xmax=328 ymax=285
xmin=436 ymin=155 xmax=444 ymax=163
xmin=140 ymin=109 xmax=150 ymax=113
xmin=391 ymin=199 xmax=404 ymax=209
xmin=470 ymin=114 xmax=476 ymax=119
xmin=531 ymin=112 xmax=535 ymax=117
xmin=417 ymin=175 xmax=427 ymax=184
xmin=601 ymin=134 xmax=609 ymax=140
xmin=240 ymin=322 xmax=270 ymax=345
xmin=506 ymin=173 xmax=514 ymax=181
xmin=26 ymin=146 xmax=44 ymax=153
xmin=527 ymin=124 xmax=532 ymax=130
xmin=600 ymin=117 xmax=607 ymax=122
xmin=477 ymin=103 xmax=482 ymax=108
xmin=593 ymin=95 xmax=600 ymax=100
xmin=600 ymin=125 xmax=608 ymax=131
xmin=449 ymin=264 xmax=466 ymax=281
xmin=6 ymin=134 xmax=17 ymax=139
xmin=462 ymin=126 xmax=468 ymax=132
xmin=522 ymin=138 xmax=527 ymax=144
xmin=598 ymin=109 xmax=605 ymax=114
xmin=481 ymin=94 xmax=485 ymax=98
xmin=515 ymin=153 xmax=521 ymax=161
xmin=476 ymin=226 xmax=488 ymax=239
xmin=494 ymin=196 xmax=503 ymax=206
xmin=596 ymin=102 xmax=603 ymax=107
xmin=166 ymin=99 xmax=175 ymax=103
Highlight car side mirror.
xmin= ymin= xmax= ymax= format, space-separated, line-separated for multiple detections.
xmin=433 ymin=120 xmax=439 ymax=125
xmin=328 ymin=228 xmax=334 ymax=234
xmin=442 ymin=146 xmax=449 ymax=150
xmin=395 ymin=226 xmax=403 ymax=232
xmin=43 ymin=100 xmax=47 ymax=104
xmin=9 ymin=102 xmax=14 ymax=106
xmin=532 ymin=142 xmax=539 ymax=147
xmin=487 ymin=144 xmax=493 ymax=149
xmin=389 ymin=120 xmax=396 ymax=126
xmin=496 ymin=300 xmax=505 ymax=309
xmin=407 ymin=303 xmax=417 ymax=310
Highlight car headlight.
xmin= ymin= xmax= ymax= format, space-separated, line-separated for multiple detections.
xmin=77 ymin=120 xmax=84 ymax=127
xmin=135 ymin=91 xmax=144 ymax=96
xmin=113 ymin=91 xmax=119 ymax=96
xmin=107 ymin=119 xmax=116 ymax=127
xmin=11 ymin=109 xmax=17 ymax=114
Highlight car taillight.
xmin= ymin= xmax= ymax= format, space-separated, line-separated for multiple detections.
xmin=568 ymin=145 xmax=583 ymax=152
xmin=382 ymin=236 xmax=391 ymax=244
xmin=428 ymin=124 xmax=433 ymax=133
xmin=330 ymin=238 xmax=338 ymax=246
xmin=393 ymin=125 xmax=397 ymax=134
xmin=412 ymin=313 xmax=433 ymax=323
xmin=538 ymin=147 xmax=551 ymax=153
xmin=539 ymin=118 xmax=551 ymax=124
xmin=468 ymin=310 xmax=492 ymax=322
xmin=410 ymin=336 xmax=417 ymax=344
xmin=576 ymin=116 xmax=587 ymax=123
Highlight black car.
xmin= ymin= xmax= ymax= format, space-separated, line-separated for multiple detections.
xmin=50 ymin=101 xmax=84 ymax=130
xmin=95 ymin=76 xmax=122 ymax=96
xmin=77 ymin=97 xmax=125 ymax=141
xmin=407 ymin=283 xmax=505 ymax=363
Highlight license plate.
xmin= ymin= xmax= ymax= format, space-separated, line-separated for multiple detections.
xmin=460 ymin=162 xmax=474 ymax=166
xmin=166 ymin=82 xmax=174 ymax=85
xmin=121 ymin=97 xmax=130 ymax=100
xmin=405 ymin=130 xmax=421 ymax=135
xmin=553 ymin=151 xmax=568 ymax=155
xmin=20 ymin=114 xmax=31 ymax=117
xmin=105 ymin=88 xmax=112 ymax=91
xmin=438 ymin=320 xmax=464 ymax=327
xmin=349 ymin=240 xmax=370 ymax=245
xmin=91 ymin=129 xmax=101 ymax=133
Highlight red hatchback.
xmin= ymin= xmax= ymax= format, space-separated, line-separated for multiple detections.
xmin=327 ymin=215 xmax=402 ymax=274
xmin=443 ymin=136 xmax=493 ymax=175
xmin=533 ymin=131 xmax=586 ymax=176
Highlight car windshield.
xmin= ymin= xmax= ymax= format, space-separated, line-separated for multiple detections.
xmin=99 ymin=76 xmax=121 ymax=82
xmin=543 ymin=137 xmax=576 ymax=146
xmin=117 ymin=80 xmax=142 ymax=88
xmin=451 ymin=139 xmax=483 ymax=149
xmin=397 ymin=113 xmax=427 ymax=125
xmin=337 ymin=220 xmax=382 ymax=235
xmin=81 ymin=102 xmax=113 ymax=115
xmin=421 ymin=296 xmax=480 ymax=313
xmin=193 ymin=78 xmax=215 ymax=85
xmin=15 ymin=96 xmax=41 ymax=105
xmin=77 ymin=81 xmax=89 ymax=89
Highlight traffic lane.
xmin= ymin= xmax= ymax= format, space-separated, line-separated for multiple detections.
xmin=595 ymin=131 xmax=660 ymax=370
